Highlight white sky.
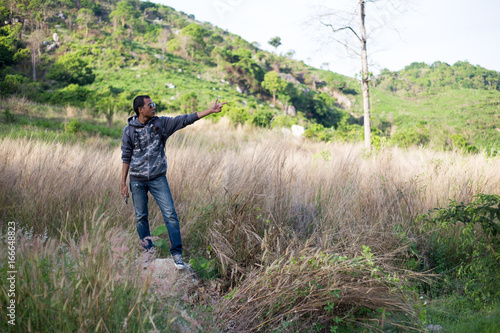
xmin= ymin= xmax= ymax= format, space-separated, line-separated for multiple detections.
xmin=151 ymin=0 xmax=500 ymax=77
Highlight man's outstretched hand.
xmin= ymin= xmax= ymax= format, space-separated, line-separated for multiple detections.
xmin=210 ymin=98 xmax=229 ymax=114
xmin=197 ymin=98 xmax=228 ymax=119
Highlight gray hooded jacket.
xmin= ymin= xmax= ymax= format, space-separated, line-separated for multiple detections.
xmin=121 ymin=113 xmax=199 ymax=181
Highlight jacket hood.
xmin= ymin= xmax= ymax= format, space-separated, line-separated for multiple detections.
xmin=127 ymin=115 xmax=158 ymax=128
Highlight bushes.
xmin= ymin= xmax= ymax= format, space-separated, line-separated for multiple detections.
xmin=47 ymin=84 xmax=93 ymax=107
xmin=47 ymin=53 xmax=95 ymax=86
xmin=392 ymin=126 xmax=429 ymax=148
xmin=250 ymin=108 xmax=275 ymax=128
xmin=225 ymin=105 xmax=249 ymax=126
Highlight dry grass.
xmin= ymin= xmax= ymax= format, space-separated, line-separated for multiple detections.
xmin=1 ymin=118 xmax=499 ymax=330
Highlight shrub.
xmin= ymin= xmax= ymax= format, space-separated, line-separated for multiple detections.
xmin=271 ymin=114 xmax=298 ymax=128
xmin=250 ymin=108 xmax=275 ymax=128
xmin=225 ymin=105 xmax=249 ymax=126
xmin=66 ymin=118 xmax=82 ymax=134
xmin=47 ymin=84 xmax=93 ymax=107
xmin=47 ymin=53 xmax=95 ymax=86
xmin=392 ymin=127 xmax=429 ymax=148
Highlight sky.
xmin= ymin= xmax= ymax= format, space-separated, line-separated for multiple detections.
xmin=151 ymin=0 xmax=500 ymax=77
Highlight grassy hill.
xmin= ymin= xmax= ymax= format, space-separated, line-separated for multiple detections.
xmin=1 ymin=0 xmax=499 ymax=153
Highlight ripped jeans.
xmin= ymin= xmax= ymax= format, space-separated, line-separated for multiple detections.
xmin=129 ymin=175 xmax=182 ymax=255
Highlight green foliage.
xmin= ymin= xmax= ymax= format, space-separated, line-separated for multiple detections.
xmin=180 ymin=92 xmax=198 ymax=114
xmin=110 ymin=0 xmax=140 ymax=30
xmin=450 ymin=134 xmax=479 ymax=154
xmin=0 ymin=74 xmax=31 ymax=95
xmin=268 ymin=36 xmax=281 ymax=50
xmin=251 ymin=108 xmax=275 ymax=128
xmin=262 ymin=71 xmax=287 ymax=104
xmin=392 ymin=126 xmax=429 ymax=148
xmin=0 ymin=23 xmax=23 ymax=67
xmin=65 ymin=118 xmax=82 ymax=134
xmin=47 ymin=84 xmax=93 ymax=107
xmin=2 ymin=109 xmax=15 ymax=123
xmin=271 ymin=114 xmax=298 ymax=128
xmin=375 ymin=61 xmax=500 ymax=94
xmin=420 ymin=194 xmax=500 ymax=260
xmin=304 ymin=123 xmax=333 ymax=142
xmin=189 ymin=256 xmax=219 ymax=279
xmin=225 ymin=105 xmax=249 ymax=126
xmin=47 ymin=53 xmax=95 ymax=86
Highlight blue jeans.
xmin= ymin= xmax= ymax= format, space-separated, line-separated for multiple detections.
xmin=129 ymin=175 xmax=182 ymax=255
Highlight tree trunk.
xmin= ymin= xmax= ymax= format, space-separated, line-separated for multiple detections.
xmin=359 ymin=0 xmax=371 ymax=150
xmin=31 ymin=50 xmax=37 ymax=81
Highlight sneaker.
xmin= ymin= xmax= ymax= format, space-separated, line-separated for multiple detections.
xmin=172 ymin=254 xmax=185 ymax=270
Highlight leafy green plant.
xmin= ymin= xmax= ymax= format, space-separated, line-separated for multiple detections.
xmin=65 ymin=118 xmax=82 ymax=134
xmin=420 ymin=194 xmax=500 ymax=262
xmin=189 ymin=256 xmax=219 ymax=279
xmin=152 ymin=225 xmax=170 ymax=255
xmin=2 ymin=109 xmax=15 ymax=123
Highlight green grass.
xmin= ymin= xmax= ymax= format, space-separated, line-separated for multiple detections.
xmin=370 ymin=88 xmax=500 ymax=151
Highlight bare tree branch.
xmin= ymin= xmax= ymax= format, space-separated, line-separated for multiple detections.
xmin=320 ymin=20 xmax=362 ymax=42
xmin=327 ymin=35 xmax=361 ymax=57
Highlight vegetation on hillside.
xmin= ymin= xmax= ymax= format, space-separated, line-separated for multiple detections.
xmin=1 ymin=0 xmax=499 ymax=153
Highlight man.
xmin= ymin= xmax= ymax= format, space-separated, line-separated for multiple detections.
xmin=121 ymin=95 xmax=227 ymax=269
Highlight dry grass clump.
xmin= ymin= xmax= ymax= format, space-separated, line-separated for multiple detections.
xmin=218 ymin=248 xmax=419 ymax=332
xmin=0 ymin=137 xmax=131 ymax=235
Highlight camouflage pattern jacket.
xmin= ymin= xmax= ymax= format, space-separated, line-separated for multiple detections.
xmin=121 ymin=113 xmax=199 ymax=181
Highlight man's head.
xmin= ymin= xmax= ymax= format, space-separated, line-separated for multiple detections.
xmin=133 ymin=95 xmax=156 ymax=123
xmin=133 ymin=95 xmax=151 ymax=116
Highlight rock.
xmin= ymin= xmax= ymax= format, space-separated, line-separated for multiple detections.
xmin=170 ymin=96 xmax=176 ymax=100
xmin=46 ymin=43 xmax=58 ymax=52
xmin=144 ymin=258 xmax=199 ymax=297
xmin=154 ymin=54 xmax=164 ymax=60
xmin=291 ymin=125 xmax=305 ymax=137
xmin=331 ymin=89 xmax=353 ymax=109
xmin=43 ymin=41 xmax=50 ymax=46
xmin=136 ymin=74 xmax=141 ymax=79
xmin=53 ymin=33 xmax=59 ymax=43
xmin=285 ymin=105 xmax=296 ymax=116
xmin=55 ymin=24 xmax=61 ymax=28
xmin=178 ymin=68 xmax=182 ymax=73
xmin=426 ymin=324 xmax=443 ymax=331
xmin=165 ymin=83 xmax=175 ymax=89
xmin=278 ymin=73 xmax=301 ymax=85
xmin=281 ymin=128 xmax=292 ymax=135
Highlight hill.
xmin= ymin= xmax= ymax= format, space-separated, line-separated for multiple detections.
xmin=0 ymin=0 xmax=499 ymax=153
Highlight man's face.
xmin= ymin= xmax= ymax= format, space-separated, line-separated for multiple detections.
xmin=140 ymin=97 xmax=156 ymax=119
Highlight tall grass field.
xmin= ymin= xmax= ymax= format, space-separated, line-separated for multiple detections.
xmin=1 ymin=102 xmax=499 ymax=332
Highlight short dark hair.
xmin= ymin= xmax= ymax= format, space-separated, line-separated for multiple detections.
xmin=133 ymin=95 xmax=150 ymax=115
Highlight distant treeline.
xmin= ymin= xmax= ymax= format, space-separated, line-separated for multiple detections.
xmin=374 ymin=61 xmax=500 ymax=94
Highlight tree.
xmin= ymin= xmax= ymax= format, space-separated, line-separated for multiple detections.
xmin=318 ymin=0 xmax=407 ymax=150
xmin=159 ymin=27 xmax=169 ymax=71
xmin=262 ymin=71 xmax=288 ymax=106
xmin=77 ymin=8 xmax=93 ymax=38
xmin=268 ymin=36 xmax=281 ymax=51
